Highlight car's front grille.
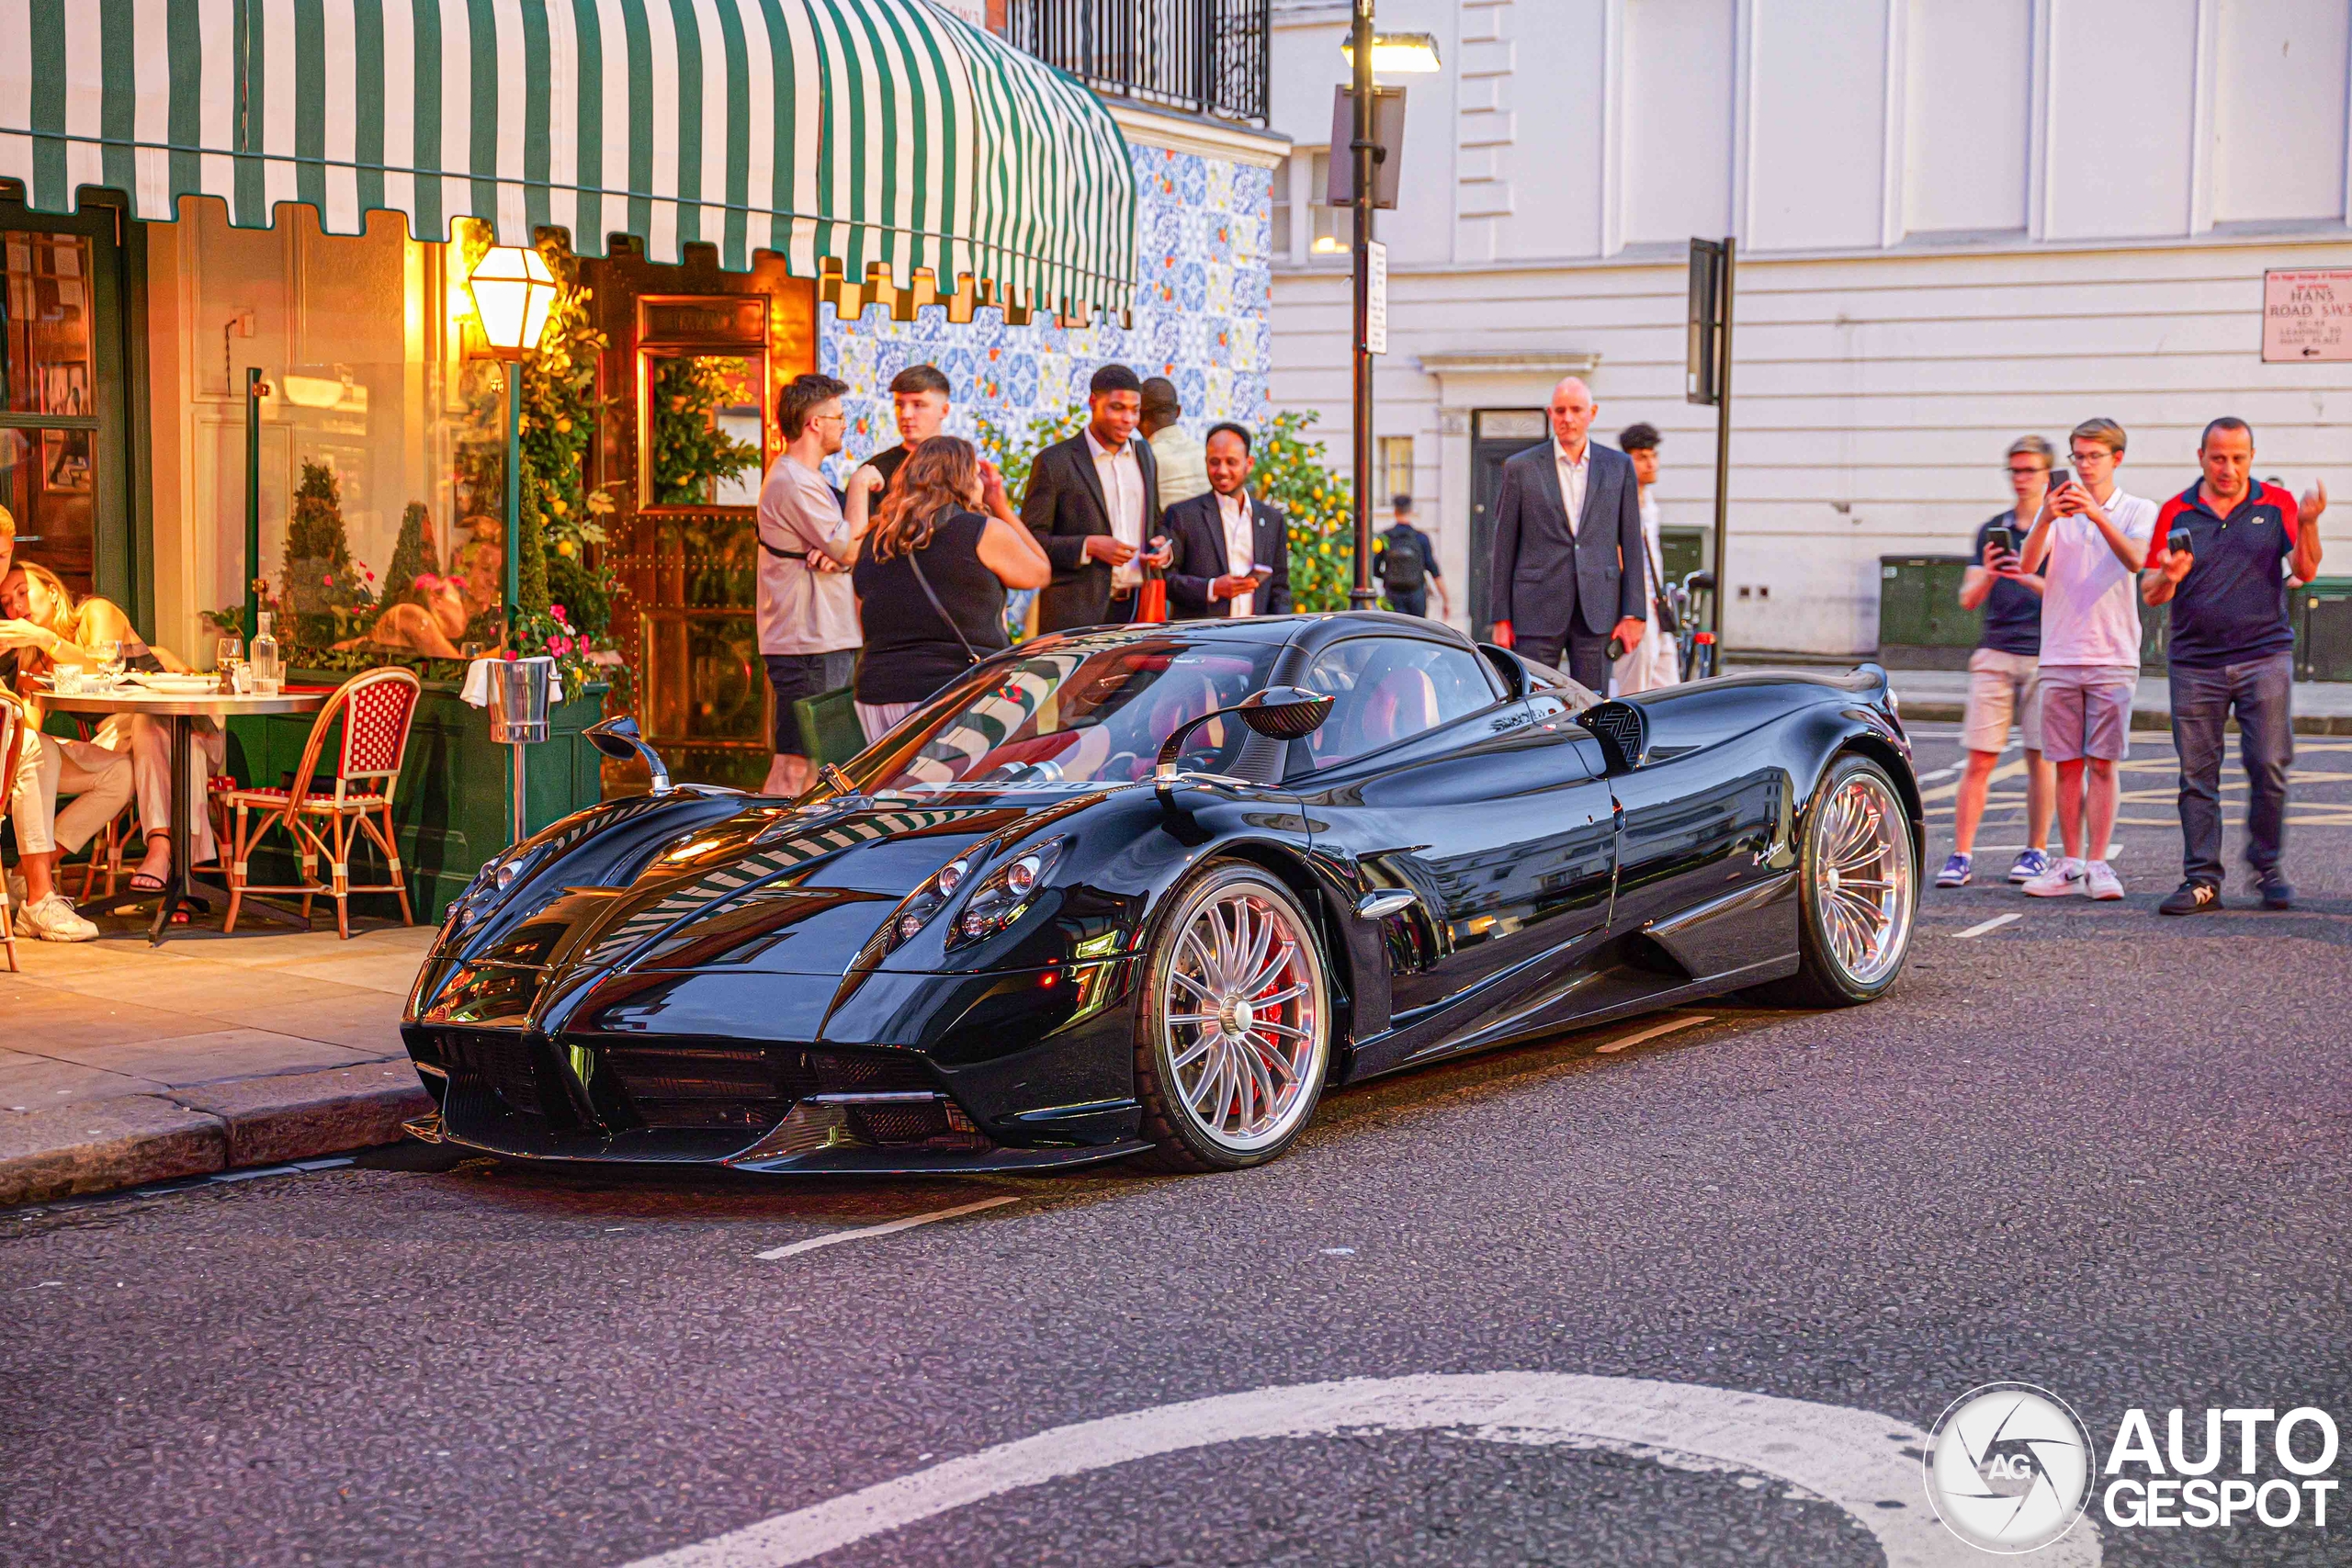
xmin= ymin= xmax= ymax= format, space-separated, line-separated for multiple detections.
xmin=601 ymin=1044 xmax=819 ymax=1131
xmin=429 ymin=1029 xmax=989 ymax=1153
xmin=442 ymin=1029 xmax=544 ymax=1116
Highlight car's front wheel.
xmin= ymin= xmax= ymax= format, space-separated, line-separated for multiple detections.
xmin=1133 ymin=861 xmax=1332 ymax=1172
xmin=1766 ymin=753 xmax=1918 ymax=1008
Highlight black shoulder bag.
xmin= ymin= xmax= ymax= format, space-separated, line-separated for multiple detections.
xmin=903 ymin=532 xmax=983 ymax=666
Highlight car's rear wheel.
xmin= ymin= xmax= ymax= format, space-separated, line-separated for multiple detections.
xmin=1760 ymin=753 xmax=1917 ymax=1008
xmin=1134 ymin=861 xmax=1331 ymax=1172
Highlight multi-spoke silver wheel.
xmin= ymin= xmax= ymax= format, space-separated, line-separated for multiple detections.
xmin=1810 ymin=768 xmax=1914 ymax=987
xmin=1154 ymin=874 xmax=1329 ymax=1159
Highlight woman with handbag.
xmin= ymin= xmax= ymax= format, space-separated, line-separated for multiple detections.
xmin=850 ymin=436 xmax=1052 ymax=742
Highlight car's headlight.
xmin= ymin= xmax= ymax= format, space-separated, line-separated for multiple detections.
xmin=886 ymin=854 xmax=973 ymax=952
xmin=443 ymin=841 xmax=553 ymax=942
xmin=945 ymin=837 xmax=1069 ymax=947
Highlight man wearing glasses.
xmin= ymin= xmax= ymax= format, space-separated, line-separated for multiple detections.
xmin=755 ymin=373 xmax=861 ymax=797
xmin=1939 ymin=436 xmax=2059 ymax=887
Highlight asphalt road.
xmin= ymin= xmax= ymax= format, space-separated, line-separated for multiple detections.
xmin=6 ymin=722 xmax=2349 ymax=1567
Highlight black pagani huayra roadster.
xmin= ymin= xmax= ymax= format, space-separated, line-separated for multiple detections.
xmin=401 ymin=613 xmax=1922 ymax=1174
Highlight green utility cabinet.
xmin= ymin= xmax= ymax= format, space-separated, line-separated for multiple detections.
xmin=2298 ymin=579 xmax=2352 ymax=681
xmin=1877 ymin=556 xmax=1981 ymax=668
xmin=223 ymin=674 xmax=611 ymax=921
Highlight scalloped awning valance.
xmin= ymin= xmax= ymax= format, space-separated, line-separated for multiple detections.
xmin=0 ymin=0 xmax=1137 ymax=319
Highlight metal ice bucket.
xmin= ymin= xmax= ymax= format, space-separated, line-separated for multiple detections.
xmin=486 ymin=657 xmax=552 ymax=746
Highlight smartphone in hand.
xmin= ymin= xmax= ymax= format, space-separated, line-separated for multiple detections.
xmin=2167 ymin=527 xmax=2193 ymax=558
xmin=1986 ymin=525 xmax=2017 ymax=558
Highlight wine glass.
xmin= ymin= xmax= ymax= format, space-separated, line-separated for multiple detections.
xmin=216 ymin=634 xmax=243 ymax=670
xmin=94 ymin=638 xmax=123 ymax=683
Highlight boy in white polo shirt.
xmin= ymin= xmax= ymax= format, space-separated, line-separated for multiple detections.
xmin=2017 ymin=417 xmax=2156 ymax=900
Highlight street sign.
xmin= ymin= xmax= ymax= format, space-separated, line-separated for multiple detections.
xmin=2262 ymin=268 xmax=2352 ymax=362
xmin=1687 ymin=239 xmax=1728 ymax=404
xmin=1365 ymin=241 xmax=1387 ymax=355
xmin=1326 ymin=86 xmax=1407 ymax=209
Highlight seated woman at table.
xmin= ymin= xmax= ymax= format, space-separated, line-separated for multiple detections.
xmin=0 ymin=562 xmax=222 ymax=893
xmin=2 ymin=687 xmax=129 ymax=941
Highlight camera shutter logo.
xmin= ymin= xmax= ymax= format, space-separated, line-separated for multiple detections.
xmin=1923 ymin=1382 xmax=2097 ymax=1553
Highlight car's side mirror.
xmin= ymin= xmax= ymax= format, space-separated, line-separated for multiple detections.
xmin=1154 ymin=685 xmax=1333 ymax=804
xmin=584 ymin=715 xmax=673 ymax=795
xmin=1476 ymin=642 xmax=1527 ymax=699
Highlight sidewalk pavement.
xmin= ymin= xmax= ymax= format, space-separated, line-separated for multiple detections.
xmin=2 ymin=920 xmax=432 ymax=1209
xmin=1883 ymin=668 xmax=2352 ymax=735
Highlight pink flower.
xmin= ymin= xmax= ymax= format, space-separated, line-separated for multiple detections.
xmin=323 ymin=574 xmax=334 ymax=587
xmin=549 ymin=604 xmax=570 ymax=624
xmin=548 ymin=635 xmax=573 ymax=656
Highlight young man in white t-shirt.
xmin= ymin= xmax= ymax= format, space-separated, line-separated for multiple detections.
xmin=2016 ymin=417 xmax=2155 ymax=900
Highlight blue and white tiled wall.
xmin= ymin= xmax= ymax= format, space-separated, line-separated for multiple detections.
xmin=819 ymin=143 xmax=1273 ymax=478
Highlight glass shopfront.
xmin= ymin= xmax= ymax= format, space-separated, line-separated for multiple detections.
xmin=0 ymin=198 xmax=139 ymax=615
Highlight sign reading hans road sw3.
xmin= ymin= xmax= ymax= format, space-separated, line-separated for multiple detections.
xmin=2262 ymin=268 xmax=2352 ymax=362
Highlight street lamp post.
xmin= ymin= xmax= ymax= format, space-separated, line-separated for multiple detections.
xmin=1338 ymin=18 xmax=1439 ymax=610
xmin=461 ymin=243 xmax=560 ymax=632
xmin=1348 ymin=0 xmax=1377 ymax=608
xmin=461 ymin=243 xmax=560 ymax=846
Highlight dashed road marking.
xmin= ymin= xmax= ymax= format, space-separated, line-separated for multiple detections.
xmin=616 ymin=1371 xmax=2101 ymax=1568
xmin=1595 ymin=1014 xmax=1714 ymax=1054
xmin=1954 ymin=912 xmax=2023 ymax=940
xmin=754 ymin=1195 xmax=1023 ymax=1261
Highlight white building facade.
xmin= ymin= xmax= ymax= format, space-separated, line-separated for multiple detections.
xmin=1267 ymin=0 xmax=2352 ymax=653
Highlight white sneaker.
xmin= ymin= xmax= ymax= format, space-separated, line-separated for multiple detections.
xmin=17 ymin=892 xmax=98 ymax=942
xmin=2086 ymin=861 xmax=2125 ymax=900
xmin=2023 ymin=861 xmax=2084 ymax=897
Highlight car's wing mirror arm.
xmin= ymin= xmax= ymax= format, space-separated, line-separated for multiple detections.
xmin=583 ymin=715 xmax=673 ymax=795
xmin=1154 ymin=685 xmax=1335 ymax=807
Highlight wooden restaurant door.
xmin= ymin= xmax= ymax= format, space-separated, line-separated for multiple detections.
xmin=587 ymin=245 xmax=816 ymax=787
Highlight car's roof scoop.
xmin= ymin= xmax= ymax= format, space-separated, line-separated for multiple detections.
xmin=1154 ymin=685 xmax=1334 ymax=805
xmin=1577 ymin=700 xmax=1651 ymax=774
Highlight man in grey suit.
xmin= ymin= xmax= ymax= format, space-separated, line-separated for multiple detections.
xmin=1488 ymin=376 xmax=1649 ymax=691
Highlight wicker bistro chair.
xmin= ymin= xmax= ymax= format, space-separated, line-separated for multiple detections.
xmin=212 ymin=668 xmax=423 ymax=939
xmin=0 ymin=693 xmax=24 ymax=972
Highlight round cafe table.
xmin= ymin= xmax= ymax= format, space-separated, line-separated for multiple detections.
xmin=41 ymin=684 xmax=326 ymax=944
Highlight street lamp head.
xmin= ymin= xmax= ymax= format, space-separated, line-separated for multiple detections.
xmin=1340 ymin=31 xmax=1442 ymax=74
xmin=465 ymin=244 xmax=558 ymax=358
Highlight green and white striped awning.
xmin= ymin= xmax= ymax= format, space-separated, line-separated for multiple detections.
xmin=0 ymin=0 xmax=1136 ymax=319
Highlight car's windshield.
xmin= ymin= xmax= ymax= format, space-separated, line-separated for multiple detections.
xmin=843 ymin=634 xmax=1287 ymax=793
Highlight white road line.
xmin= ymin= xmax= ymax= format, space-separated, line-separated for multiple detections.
xmin=1953 ymin=912 xmax=2022 ymax=940
xmin=1595 ymin=1014 xmax=1713 ymax=1054
xmin=1913 ymin=763 xmax=1962 ymax=783
xmin=754 ymin=1196 xmax=1023 ymax=1261
xmin=616 ymin=1371 xmax=2101 ymax=1568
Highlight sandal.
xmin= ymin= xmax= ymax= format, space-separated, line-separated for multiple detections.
xmin=130 ymin=870 xmax=167 ymax=893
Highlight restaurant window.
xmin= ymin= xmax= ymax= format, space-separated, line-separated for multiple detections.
xmin=0 ymin=209 xmax=133 ymax=609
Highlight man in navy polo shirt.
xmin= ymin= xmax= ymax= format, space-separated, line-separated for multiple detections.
xmin=2142 ymin=417 xmax=2326 ymax=913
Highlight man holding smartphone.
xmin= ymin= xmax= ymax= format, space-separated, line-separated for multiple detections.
xmin=1939 ymin=435 xmax=2058 ymax=887
xmin=1163 ymin=423 xmax=1291 ymax=619
xmin=2141 ymin=418 xmax=2326 ymax=913
xmin=2017 ymin=418 xmax=2156 ymax=901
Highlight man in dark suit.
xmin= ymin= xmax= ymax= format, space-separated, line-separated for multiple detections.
xmin=1164 ymin=423 xmax=1293 ymax=619
xmin=1488 ymin=376 xmax=1648 ymax=690
xmin=1022 ymin=365 xmax=1170 ymax=632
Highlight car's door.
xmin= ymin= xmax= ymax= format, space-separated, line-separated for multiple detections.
xmin=1286 ymin=635 xmax=1617 ymax=1065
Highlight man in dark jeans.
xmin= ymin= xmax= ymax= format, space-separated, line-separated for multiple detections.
xmin=2142 ymin=417 xmax=2326 ymax=913
xmin=1374 ymin=495 xmax=1448 ymax=619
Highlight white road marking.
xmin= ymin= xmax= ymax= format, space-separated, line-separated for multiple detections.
xmin=1914 ymin=763 xmax=1962 ymax=783
xmin=1920 ymin=759 xmax=2024 ymax=804
xmin=616 ymin=1371 xmax=2100 ymax=1568
xmin=1595 ymin=1014 xmax=1714 ymax=1054
xmin=1953 ymin=912 xmax=2022 ymax=940
xmin=754 ymin=1196 xmax=1023 ymax=1261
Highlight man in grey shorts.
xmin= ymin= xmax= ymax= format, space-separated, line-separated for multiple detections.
xmin=1940 ymin=435 xmax=2057 ymax=887
xmin=2017 ymin=417 xmax=2156 ymax=900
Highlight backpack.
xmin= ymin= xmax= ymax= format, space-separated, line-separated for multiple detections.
xmin=1378 ymin=526 xmax=1426 ymax=593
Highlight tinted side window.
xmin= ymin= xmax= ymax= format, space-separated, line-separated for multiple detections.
xmin=1295 ymin=637 xmax=1502 ymax=771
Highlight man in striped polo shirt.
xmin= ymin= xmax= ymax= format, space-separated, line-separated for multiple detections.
xmin=2142 ymin=418 xmax=2326 ymax=914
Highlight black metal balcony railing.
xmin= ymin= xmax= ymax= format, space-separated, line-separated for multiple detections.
xmin=1007 ymin=0 xmax=1272 ymax=126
